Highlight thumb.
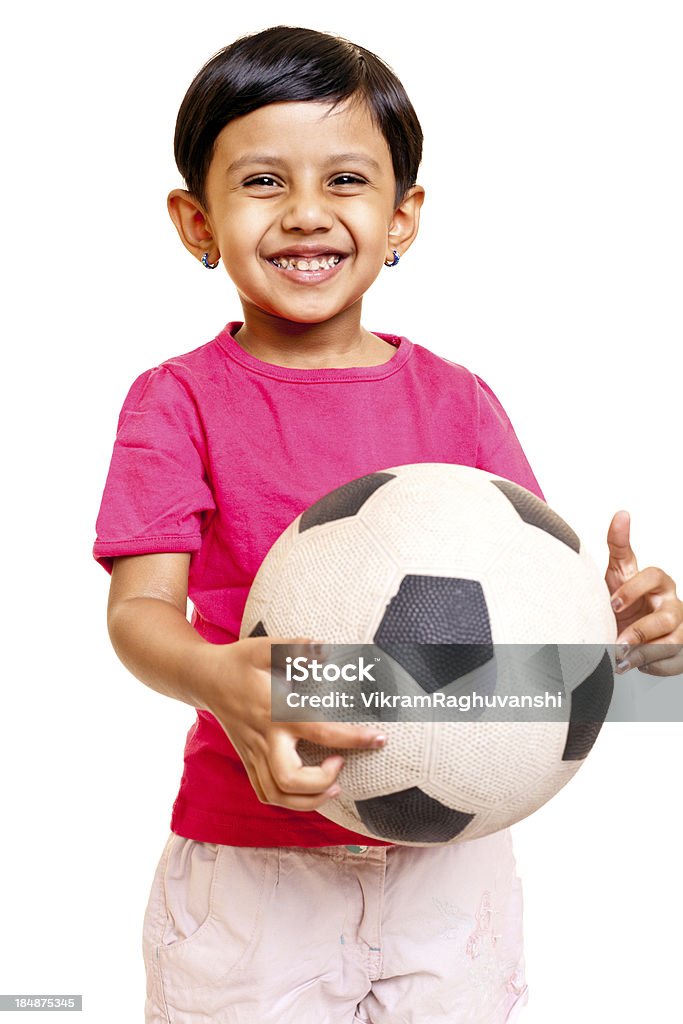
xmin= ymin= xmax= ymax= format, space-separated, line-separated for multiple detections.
xmin=605 ymin=510 xmax=639 ymax=591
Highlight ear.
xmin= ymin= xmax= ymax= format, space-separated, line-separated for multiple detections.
xmin=387 ymin=184 xmax=425 ymax=261
xmin=167 ymin=189 xmax=218 ymax=264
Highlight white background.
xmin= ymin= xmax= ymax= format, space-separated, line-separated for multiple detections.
xmin=1 ymin=1 xmax=681 ymax=1021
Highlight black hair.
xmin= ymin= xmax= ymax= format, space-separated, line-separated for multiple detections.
xmin=174 ymin=25 xmax=423 ymax=210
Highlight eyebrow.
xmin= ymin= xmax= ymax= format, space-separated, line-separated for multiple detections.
xmin=226 ymin=152 xmax=383 ymax=174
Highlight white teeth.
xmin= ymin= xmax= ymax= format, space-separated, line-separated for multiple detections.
xmin=272 ymin=254 xmax=342 ymax=271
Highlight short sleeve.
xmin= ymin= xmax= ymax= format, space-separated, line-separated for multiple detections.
xmin=93 ymin=366 xmax=216 ymax=573
xmin=474 ymin=374 xmax=545 ymax=501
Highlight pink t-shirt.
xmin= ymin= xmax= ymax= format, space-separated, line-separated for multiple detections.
xmin=94 ymin=322 xmax=544 ymax=847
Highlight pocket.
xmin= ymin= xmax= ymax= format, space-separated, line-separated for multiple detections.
xmin=504 ymin=980 xmax=529 ymax=1022
xmin=161 ymin=836 xmax=220 ymax=946
xmin=142 ymin=833 xmax=177 ymax=960
xmin=156 ymin=843 xmax=278 ymax=1005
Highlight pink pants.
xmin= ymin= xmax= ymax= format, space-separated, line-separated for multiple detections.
xmin=143 ymin=829 xmax=528 ymax=1023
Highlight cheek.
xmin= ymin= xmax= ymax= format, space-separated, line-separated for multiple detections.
xmin=216 ymin=220 xmax=266 ymax=270
xmin=362 ymin=207 xmax=395 ymax=248
xmin=215 ymin=204 xmax=264 ymax=244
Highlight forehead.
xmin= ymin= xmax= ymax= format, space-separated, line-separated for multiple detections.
xmin=211 ymin=97 xmax=393 ymax=170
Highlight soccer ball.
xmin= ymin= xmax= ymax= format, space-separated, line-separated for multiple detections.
xmin=240 ymin=463 xmax=616 ymax=845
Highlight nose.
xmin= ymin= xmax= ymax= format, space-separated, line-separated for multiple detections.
xmin=280 ymin=180 xmax=335 ymax=234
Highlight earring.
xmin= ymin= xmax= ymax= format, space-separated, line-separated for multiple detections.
xmin=201 ymin=252 xmax=220 ymax=269
xmin=384 ymin=250 xmax=400 ymax=267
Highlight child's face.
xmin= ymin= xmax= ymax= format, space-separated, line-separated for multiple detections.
xmin=195 ymin=98 xmax=411 ymax=327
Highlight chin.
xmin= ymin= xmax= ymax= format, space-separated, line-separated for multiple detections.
xmin=270 ymin=306 xmax=348 ymax=326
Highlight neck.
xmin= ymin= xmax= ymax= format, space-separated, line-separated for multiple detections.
xmin=234 ymin=303 xmax=395 ymax=369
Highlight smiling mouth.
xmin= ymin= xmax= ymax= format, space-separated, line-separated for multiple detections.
xmin=269 ymin=254 xmax=345 ymax=272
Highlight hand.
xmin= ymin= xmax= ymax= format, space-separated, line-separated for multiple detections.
xmin=605 ymin=510 xmax=683 ymax=676
xmin=206 ymin=636 xmax=387 ymax=810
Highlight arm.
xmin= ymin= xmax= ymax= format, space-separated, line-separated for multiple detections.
xmin=108 ymin=553 xmax=213 ymax=708
xmin=107 ymin=552 xmax=387 ymax=809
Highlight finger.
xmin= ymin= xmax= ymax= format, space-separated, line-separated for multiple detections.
xmin=268 ymin=729 xmax=346 ymax=796
xmin=616 ymin=602 xmax=681 ymax=650
xmin=254 ymin=758 xmax=344 ymax=812
xmin=260 ymin=777 xmax=342 ymax=810
xmin=255 ymin=772 xmax=342 ymax=811
xmin=615 ymin=618 xmax=683 ymax=676
xmin=611 ymin=566 xmax=675 ymax=616
xmin=295 ymin=721 xmax=388 ymax=750
xmin=618 ymin=641 xmax=670 ymax=671
xmin=605 ymin=510 xmax=639 ymax=591
xmin=638 ymin=643 xmax=683 ymax=677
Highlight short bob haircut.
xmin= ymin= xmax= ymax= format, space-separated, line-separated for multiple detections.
xmin=174 ymin=25 xmax=423 ymax=212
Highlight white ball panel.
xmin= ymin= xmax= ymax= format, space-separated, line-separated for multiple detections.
xmin=459 ymin=758 xmax=585 ymax=842
xmin=362 ymin=465 xmax=523 ymax=577
xmin=424 ymin=722 xmax=568 ymax=809
xmin=261 ymin=519 xmax=397 ymax=642
xmin=240 ymin=520 xmax=299 ymax=636
xmin=298 ymin=722 xmax=430 ymax=794
xmin=487 ymin=528 xmax=612 ymax=644
xmin=576 ymin=543 xmax=618 ymax=644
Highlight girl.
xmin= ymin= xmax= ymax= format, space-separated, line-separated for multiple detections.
xmin=95 ymin=25 xmax=683 ymax=1024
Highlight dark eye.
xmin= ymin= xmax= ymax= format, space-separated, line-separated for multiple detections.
xmin=331 ymin=174 xmax=366 ymax=187
xmin=244 ymin=175 xmax=280 ymax=188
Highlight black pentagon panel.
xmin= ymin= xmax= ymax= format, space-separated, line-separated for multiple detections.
xmin=299 ymin=472 xmax=396 ymax=533
xmin=356 ymin=654 xmax=403 ymax=720
xmin=491 ymin=479 xmax=580 ymax=554
xmin=562 ymin=649 xmax=614 ymax=761
xmin=374 ymin=576 xmax=493 ymax=692
xmin=355 ymin=787 xmax=475 ymax=843
xmin=381 ymin=643 xmax=493 ymax=695
xmin=248 ymin=620 xmax=268 ymax=637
